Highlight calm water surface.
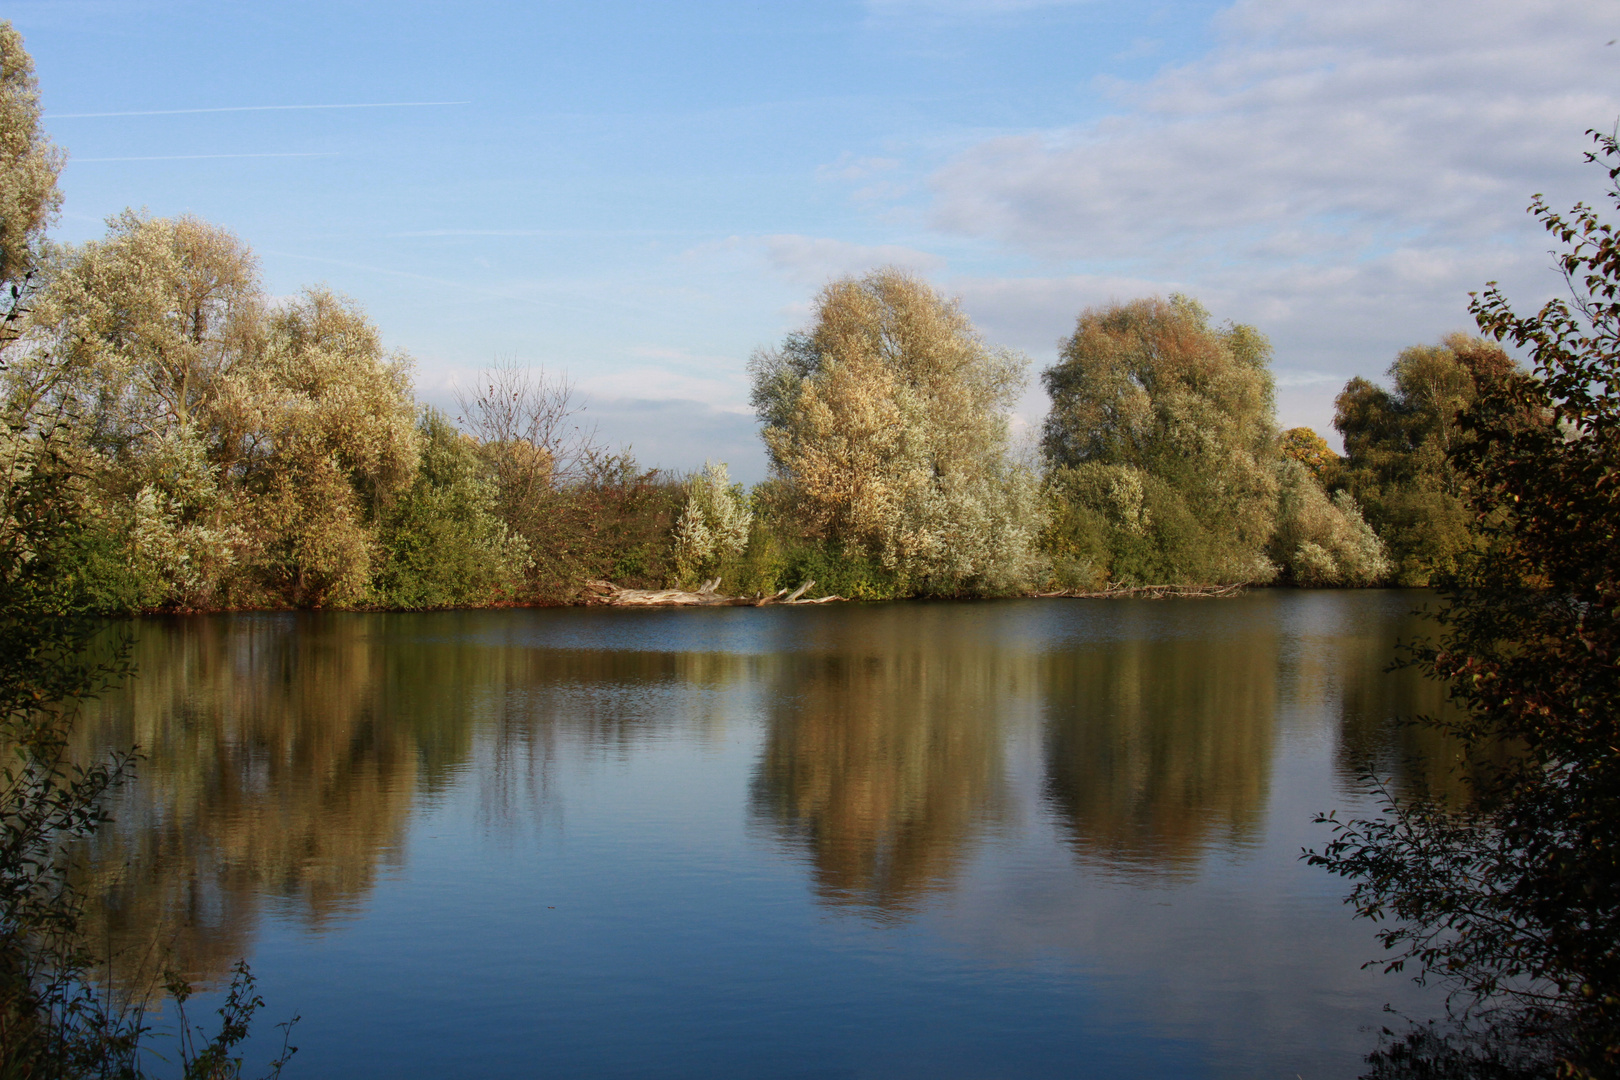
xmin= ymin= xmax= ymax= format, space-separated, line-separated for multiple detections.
xmin=78 ymin=591 xmax=1463 ymax=1079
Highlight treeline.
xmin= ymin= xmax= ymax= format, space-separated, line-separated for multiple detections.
xmin=601 ymin=276 xmax=1509 ymax=600
xmin=5 ymin=229 xmax=1515 ymax=611
xmin=2 ymin=32 xmax=1512 ymax=612
xmin=7 ymin=212 xmax=689 ymax=613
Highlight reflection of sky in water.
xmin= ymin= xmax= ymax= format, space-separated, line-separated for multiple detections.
xmin=82 ymin=592 xmax=1452 ymax=1079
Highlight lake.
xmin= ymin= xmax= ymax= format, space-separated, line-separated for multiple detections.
xmin=76 ymin=590 xmax=1464 ymax=1079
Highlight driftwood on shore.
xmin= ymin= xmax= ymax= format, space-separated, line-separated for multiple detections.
xmin=583 ymin=579 xmax=846 ymax=607
xmin=585 ymin=578 xmax=1245 ymax=607
xmin=1034 ymin=582 xmax=1249 ymax=600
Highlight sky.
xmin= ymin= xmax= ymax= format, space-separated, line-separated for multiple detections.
xmin=14 ymin=0 xmax=1620 ymax=482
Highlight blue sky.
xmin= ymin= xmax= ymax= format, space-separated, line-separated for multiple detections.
xmin=15 ymin=0 xmax=1620 ymax=481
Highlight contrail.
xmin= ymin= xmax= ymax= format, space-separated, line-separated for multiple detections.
xmin=49 ymin=101 xmax=469 ymax=119
xmin=73 ymin=152 xmax=341 ymax=162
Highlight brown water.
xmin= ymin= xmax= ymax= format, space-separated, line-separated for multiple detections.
xmin=75 ymin=590 xmax=1463 ymax=1079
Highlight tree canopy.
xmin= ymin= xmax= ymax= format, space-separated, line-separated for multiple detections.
xmin=1332 ymin=333 xmax=1514 ymax=586
xmin=0 ymin=21 xmax=60 ymax=295
xmin=1040 ymin=295 xmax=1385 ymax=588
xmin=750 ymin=268 xmax=1042 ymax=595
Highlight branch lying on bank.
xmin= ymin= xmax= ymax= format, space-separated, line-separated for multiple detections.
xmin=1034 ymin=582 xmax=1250 ymax=599
xmin=583 ymin=579 xmax=846 ymax=607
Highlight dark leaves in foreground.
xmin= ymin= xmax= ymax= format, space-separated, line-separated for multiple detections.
xmin=1309 ymin=130 xmax=1620 ymax=1079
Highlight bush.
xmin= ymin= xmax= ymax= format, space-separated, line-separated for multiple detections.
xmin=375 ymin=410 xmax=531 ymax=609
xmin=671 ymin=462 xmax=751 ymax=587
xmin=1268 ymin=458 xmax=1389 ymax=586
xmin=1311 ymin=131 xmax=1620 ymax=1078
xmin=1041 ymin=462 xmax=1276 ymax=587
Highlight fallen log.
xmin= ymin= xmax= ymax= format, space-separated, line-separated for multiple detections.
xmin=1034 ymin=582 xmax=1250 ymax=599
xmin=583 ymin=579 xmax=847 ymax=607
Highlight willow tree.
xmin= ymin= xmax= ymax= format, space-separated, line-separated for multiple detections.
xmin=750 ymin=269 xmax=1042 ymax=595
xmin=1333 ymin=334 xmax=1514 ymax=586
xmin=1040 ymin=295 xmax=1282 ymax=585
xmin=0 ymin=19 xmax=61 ymax=323
xmin=244 ymin=288 xmax=421 ymax=607
xmin=19 ymin=215 xmax=439 ymax=608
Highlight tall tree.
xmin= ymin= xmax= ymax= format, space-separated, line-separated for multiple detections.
xmin=750 ymin=268 xmax=1042 ymax=595
xmin=23 ymin=214 xmax=266 ymax=608
xmin=1040 ymin=295 xmax=1281 ymax=585
xmin=1332 ymin=334 xmax=1513 ymax=586
xmin=243 ymin=288 xmax=420 ymax=606
xmin=34 ymin=211 xmax=262 ymax=450
xmin=0 ymin=20 xmax=61 ymax=320
xmin=19 ymin=215 xmax=430 ymax=609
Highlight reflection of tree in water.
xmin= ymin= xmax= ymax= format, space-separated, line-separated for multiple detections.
xmin=750 ymin=623 xmax=1012 ymax=918
xmin=1041 ymin=622 xmax=1278 ymax=876
xmin=68 ymin=612 xmax=754 ymax=987
xmin=1328 ymin=600 xmax=1510 ymax=808
xmin=71 ymin=615 xmax=427 ymax=987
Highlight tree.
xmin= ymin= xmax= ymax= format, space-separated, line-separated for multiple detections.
xmin=1280 ymin=426 xmax=1339 ymax=483
xmin=20 ymin=212 xmax=423 ymax=609
xmin=0 ymin=19 xmax=61 ymax=328
xmin=1332 ymin=334 xmax=1514 ymax=586
xmin=1040 ymin=295 xmax=1281 ymax=585
xmin=453 ymin=361 xmax=689 ymax=598
xmin=36 ymin=210 xmax=261 ymax=444
xmin=375 ymin=409 xmax=529 ymax=609
xmin=750 ymin=268 xmax=1042 ymax=596
xmin=454 ymin=359 xmax=597 ymax=535
xmin=671 ymin=461 xmax=751 ymax=587
xmin=1268 ymin=458 xmax=1389 ymax=587
xmin=243 ymin=288 xmax=419 ymax=607
xmin=19 ymin=213 xmax=266 ymax=608
xmin=1311 ymin=131 xmax=1620 ymax=1078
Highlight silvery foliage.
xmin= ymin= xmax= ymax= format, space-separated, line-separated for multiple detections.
xmin=126 ymin=424 xmax=243 ymax=607
xmin=1269 ymin=457 xmax=1390 ymax=586
xmin=1107 ymin=469 xmax=1150 ymax=536
xmin=751 ymin=270 xmax=1046 ymax=595
xmin=673 ymin=461 xmax=751 ymax=584
xmin=1041 ymin=295 xmax=1281 ymax=585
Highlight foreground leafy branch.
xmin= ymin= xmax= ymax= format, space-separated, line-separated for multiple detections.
xmin=1310 ymin=130 xmax=1620 ymax=1078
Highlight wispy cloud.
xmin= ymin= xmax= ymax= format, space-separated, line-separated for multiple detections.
xmin=265 ymin=251 xmax=688 ymax=323
xmin=816 ymin=153 xmax=902 ymax=182
xmin=931 ymin=0 xmax=1618 ymax=265
xmin=761 ymin=234 xmax=947 ymax=285
xmin=1274 ymin=370 xmax=1349 ymax=388
xmin=73 ymin=152 xmax=340 ymax=162
xmin=49 ymin=101 xmax=469 ymax=119
xmin=924 ymin=0 xmax=1619 ymax=395
xmin=387 ymin=228 xmax=697 ymax=238
xmin=389 ymin=229 xmax=561 ymax=238
xmin=577 ymin=366 xmax=754 ymax=415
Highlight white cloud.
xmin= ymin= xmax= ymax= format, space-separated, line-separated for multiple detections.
xmin=922 ymin=0 xmax=1620 ymax=433
xmin=1273 ymin=370 xmax=1345 ymax=388
xmin=577 ymin=364 xmax=752 ymax=416
xmin=932 ymin=0 xmax=1619 ymax=266
xmin=948 ymin=272 xmax=1182 ymax=355
xmin=579 ymin=398 xmax=767 ymax=482
xmin=760 ymin=234 xmax=947 ymax=286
